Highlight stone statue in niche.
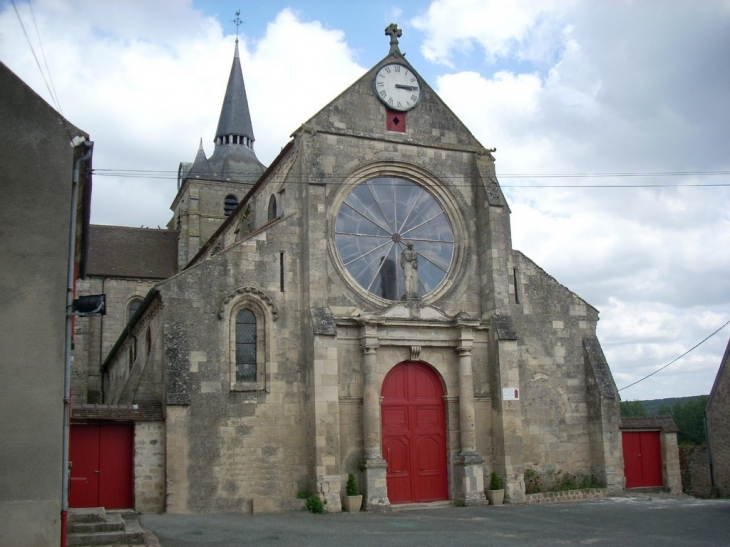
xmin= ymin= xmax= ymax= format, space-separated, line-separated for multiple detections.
xmin=400 ymin=242 xmax=419 ymax=296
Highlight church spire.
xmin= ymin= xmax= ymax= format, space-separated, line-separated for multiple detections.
xmin=205 ymin=37 xmax=265 ymax=182
xmin=214 ymin=39 xmax=255 ymax=149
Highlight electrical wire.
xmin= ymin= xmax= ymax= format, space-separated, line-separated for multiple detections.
xmin=28 ymin=0 xmax=62 ymax=115
xmin=618 ymin=318 xmax=730 ymax=392
xmin=90 ymin=168 xmax=730 ymax=188
xmin=11 ymin=0 xmax=62 ymax=114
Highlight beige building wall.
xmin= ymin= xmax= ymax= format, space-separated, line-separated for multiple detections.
xmin=0 ymin=61 xmax=90 ymax=546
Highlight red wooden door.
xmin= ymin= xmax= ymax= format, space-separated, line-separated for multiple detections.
xmin=70 ymin=424 xmax=134 ymax=509
xmin=622 ymin=431 xmax=663 ymax=488
xmin=382 ymin=361 xmax=448 ymax=503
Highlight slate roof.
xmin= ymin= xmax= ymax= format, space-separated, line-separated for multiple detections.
xmin=86 ymin=225 xmax=178 ymax=279
xmin=215 ymin=40 xmax=255 ymax=141
xmin=620 ymin=415 xmax=679 ymax=433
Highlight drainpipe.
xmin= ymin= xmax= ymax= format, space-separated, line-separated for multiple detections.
xmin=62 ymin=140 xmax=93 ymax=547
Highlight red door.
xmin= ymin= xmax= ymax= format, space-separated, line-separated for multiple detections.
xmin=622 ymin=431 xmax=663 ymax=488
xmin=69 ymin=424 xmax=134 ymax=508
xmin=382 ymin=361 xmax=448 ymax=503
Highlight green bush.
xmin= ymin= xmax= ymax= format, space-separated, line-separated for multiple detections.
xmin=346 ymin=473 xmax=360 ymax=496
xmin=305 ymin=493 xmax=325 ymax=514
xmin=524 ymin=468 xmax=543 ymax=494
xmin=489 ymin=471 xmax=503 ymax=490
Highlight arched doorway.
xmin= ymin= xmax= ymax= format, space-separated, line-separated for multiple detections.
xmin=381 ymin=361 xmax=448 ymax=503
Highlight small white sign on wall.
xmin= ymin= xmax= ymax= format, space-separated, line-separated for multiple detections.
xmin=502 ymin=387 xmax=520 ymax=400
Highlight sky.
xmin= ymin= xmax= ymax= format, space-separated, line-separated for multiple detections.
xmin=1 ymin=0 xmax=729 ymax=401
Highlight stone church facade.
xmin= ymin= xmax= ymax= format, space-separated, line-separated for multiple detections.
xmin=76 ymin=27 xmax=623 ymax=513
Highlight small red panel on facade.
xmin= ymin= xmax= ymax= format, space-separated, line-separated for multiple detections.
xmin=386 ymin=109 xmax=406 ymax=132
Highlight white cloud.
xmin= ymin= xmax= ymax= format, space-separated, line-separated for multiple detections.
xmin=0 ymin=1 xmax=363 ymax=227
xmin=420 ymin=0 xmax=730 ymax=398
xmin=412 ymin=0 xmax=575 ymax=66
xmin=2 ymin=0 xmax=729 ymax=400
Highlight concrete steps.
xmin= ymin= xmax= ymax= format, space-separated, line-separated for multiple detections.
xmin=67 ymin=508 xmax=147 ymax=546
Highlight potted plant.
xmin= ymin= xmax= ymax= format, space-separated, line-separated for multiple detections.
xmin=486 ymin=471 xmax=504 ymax=505
xmin=342 ymin=473 xmax=363 ymax=512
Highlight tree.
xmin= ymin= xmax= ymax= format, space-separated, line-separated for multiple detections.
xmin=667 ymin=396 xmax=708 ymax=445
xmin=620 ymin=400 xmax=647 ymax=417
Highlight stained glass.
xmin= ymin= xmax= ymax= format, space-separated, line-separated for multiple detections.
xmin=236 ymin=310 xmax=256 ymax=382
xmin=335 ymin=177 xmax=454 ymax=300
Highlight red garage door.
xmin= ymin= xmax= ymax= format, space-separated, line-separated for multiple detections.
xmin=69 ymin=423 xmax=134 ymax=509
xmin=382 ymin=361 xmax=448 ymax=504
xmin=622 ymin=431 xmax=663 ymax=488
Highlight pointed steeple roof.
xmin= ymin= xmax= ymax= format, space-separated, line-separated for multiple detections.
xmin=215 ymin=39 xmax=254 ymax=142
xmin=188 ymin=138 xmax=212 ymax=178
xmin=206 ymin=39 xmax=265 ymax=183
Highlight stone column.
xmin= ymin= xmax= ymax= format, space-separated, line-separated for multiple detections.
xmin=359 ymin=321 xmax=390 ymax=511
xmin=453 ymin=324 xmax=486 ymax=504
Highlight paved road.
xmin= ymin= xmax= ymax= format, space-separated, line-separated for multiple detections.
xmin=140 ymin=495 xmax=730 ymax=547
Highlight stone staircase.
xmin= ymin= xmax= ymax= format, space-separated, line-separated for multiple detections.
xmin=67 ymin=507 xmax=148 ymax=546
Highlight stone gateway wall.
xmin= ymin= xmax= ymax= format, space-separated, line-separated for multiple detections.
xmin=679 ymin=446 xmax=711 ymax=498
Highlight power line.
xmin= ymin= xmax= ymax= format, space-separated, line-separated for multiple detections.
xmin=27 ymin=0 xmax=62 ymax=115
xmin=618 ymin=318 xmax=730 ymax=392
xmin=11 ymin=0 xmax=62 ymax=114
xmin=91 ymin=168 xmax=730 ymax=188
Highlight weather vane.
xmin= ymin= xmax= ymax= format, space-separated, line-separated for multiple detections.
xmin=232 ymin=10 xmax=243 ymax=39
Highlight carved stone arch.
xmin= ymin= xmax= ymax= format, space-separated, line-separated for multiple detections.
xmin=217 ymin=286 xmax=279 ymax=321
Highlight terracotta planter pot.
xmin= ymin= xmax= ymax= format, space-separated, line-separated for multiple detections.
xmin=343 ymin=494 xmax=363 ymax=512
xmin=486 ymin=489 xmax=504 ymax=505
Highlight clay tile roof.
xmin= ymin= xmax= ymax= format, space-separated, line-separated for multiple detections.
xmin=86 ymin=225 xmax=178 ymax=279
xmin=72 ymin=403 xmax=163 ymax=422
xmin=620 ymin=415 xmax=680 ymax=433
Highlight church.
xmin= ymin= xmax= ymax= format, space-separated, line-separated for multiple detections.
xmin=72 ymin=25 xmax=623 ymax=513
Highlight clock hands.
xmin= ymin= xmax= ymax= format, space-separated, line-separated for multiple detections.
xmin=395 ymin=84 xmax=419 ymax=91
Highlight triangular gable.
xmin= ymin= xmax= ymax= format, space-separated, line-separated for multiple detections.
xmin=301 ymin=49 xmax=486 ymax=151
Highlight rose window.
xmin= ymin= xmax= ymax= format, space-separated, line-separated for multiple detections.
xmin=334 ymin=177 xmax=454 ymax=300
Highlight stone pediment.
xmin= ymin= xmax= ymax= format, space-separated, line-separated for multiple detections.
xmin=354 ymin=302 xmax=452 ymax=322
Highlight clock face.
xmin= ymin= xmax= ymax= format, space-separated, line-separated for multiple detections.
xmin=374 ymin=63 xmax=421 ymax=111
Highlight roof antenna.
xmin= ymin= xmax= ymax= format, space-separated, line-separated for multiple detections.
xmin=232 ymin=10 xmax=243 ymax=43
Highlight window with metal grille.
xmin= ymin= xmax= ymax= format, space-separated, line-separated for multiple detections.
xmin=224 ymin=195 xmax=238 ymax=216
xmin=235 ymin=309 xmax=257 ymax=383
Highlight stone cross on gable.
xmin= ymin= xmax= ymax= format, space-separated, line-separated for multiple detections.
xmin=385 ymin=23 xmax=403 ymax=55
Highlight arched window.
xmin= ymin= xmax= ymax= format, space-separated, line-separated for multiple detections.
xmin=267 ymin=194 xmax=277 ymax=221
xmin=224 ymin=290 xmax=276 ymax=392
xmin=128 ymin=298 xmax=143 ymax=321
xmin=235 ymin=309 xmax=257 ymax=383
xmin=224 ymin=194 xmax=238 ymax=216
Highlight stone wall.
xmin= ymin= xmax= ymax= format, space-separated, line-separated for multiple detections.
xmin=171 ymin=179 xmax=254 ymax=269
xmin=509 ymin=251 xmax=621 ymax=488
xmin=155 ymin=201 xmax=311 ymax=513
xmin=73 ymin=276 xmax=157 ymax=404
xmin=135 ymin=421 xmax=166 ymax=512
xmin=679 ymin=446 xmax=712 ymax=498
xmin=525 ymin=488 xmax=608 ymax=504
xmin=104 ymin=295 xmax=165 ymax=405
xmin=707 ymin=343 xmax=730 ymax=497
